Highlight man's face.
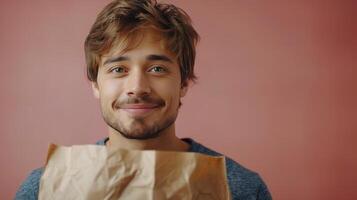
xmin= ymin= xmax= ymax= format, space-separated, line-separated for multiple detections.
xmin=92 ymin=29 xmax=187 ymax=140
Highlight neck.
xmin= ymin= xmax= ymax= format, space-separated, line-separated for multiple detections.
xmin=106 ymin=124 xmax=189 ymax=151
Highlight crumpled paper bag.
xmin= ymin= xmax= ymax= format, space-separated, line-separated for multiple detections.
xmin=39 ymin=144 xmax=231 ymax=200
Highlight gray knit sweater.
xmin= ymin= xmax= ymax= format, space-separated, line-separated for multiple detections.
xmin=15 ymin=138 xmax=272 ymax=200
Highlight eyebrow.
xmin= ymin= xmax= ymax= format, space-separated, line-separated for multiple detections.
xmin=146 ymin=54 xmax=173 ymax=63
xmin=103 ymin=56 xmax=129 ymax=65
xmin=103 ymin=54 xmax=173 ymax=65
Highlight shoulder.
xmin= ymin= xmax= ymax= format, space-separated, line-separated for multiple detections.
xmin=15 ymin=139 xmax=106 ymax=200
xmin=225 ymin=157 xmax=272 ymax=200
xmin=185 ymin=138 xmax=272 ymax=200
xmin=15 ymin=168 xmax=44 ymax=200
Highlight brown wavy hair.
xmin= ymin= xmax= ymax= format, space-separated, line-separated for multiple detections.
xmin=84 ymin=0 xmax=199 ymax=85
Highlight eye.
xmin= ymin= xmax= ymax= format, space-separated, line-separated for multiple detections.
xmin=149 ymin=66 xmax=167 ymax=73
xmin=110 ymin=66 xmax=127 ymax=73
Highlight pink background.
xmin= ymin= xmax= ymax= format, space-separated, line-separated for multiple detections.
xmin=1 ymin=0 xmax=356 ymax=199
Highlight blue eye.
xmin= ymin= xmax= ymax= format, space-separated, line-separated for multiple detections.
xmin=110 ymin=67 xmax=127 ymax=73
xmin=150 ymin=66 xmax=166 ymax=73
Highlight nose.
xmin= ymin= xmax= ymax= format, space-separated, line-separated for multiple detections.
xmin=125 ymin=69 xmax=151 ymax=97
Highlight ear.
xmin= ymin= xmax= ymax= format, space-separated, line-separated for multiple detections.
xmin=91 ymin=82 xmax=100 ymax=99
xmin=180 ymin=81 xmax=188 ymax=97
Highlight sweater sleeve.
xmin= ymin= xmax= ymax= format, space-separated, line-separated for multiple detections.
xmin=15 ymin=168 xmax=43 ymax=200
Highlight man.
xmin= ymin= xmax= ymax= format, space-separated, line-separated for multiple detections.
xmin=16 ymin=0 xmax=272 ymax=199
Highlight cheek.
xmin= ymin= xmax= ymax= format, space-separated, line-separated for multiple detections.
xmin=153 ymin=82 xmax=181 ymax=106
xmin=99 ymin=79 xmax=122 ymax=102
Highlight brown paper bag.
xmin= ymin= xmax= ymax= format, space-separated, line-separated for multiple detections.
xmin=39 ymin=144 xmax=231 ymax=200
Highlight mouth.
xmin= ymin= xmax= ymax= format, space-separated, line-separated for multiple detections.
xmin=120 ymin=103 xmax=161 ymax=117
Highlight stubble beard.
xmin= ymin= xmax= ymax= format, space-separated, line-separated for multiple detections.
xmin=102 ymin=108 xmax=178 ymax=140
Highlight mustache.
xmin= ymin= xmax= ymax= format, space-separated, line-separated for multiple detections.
xmin=114 ymin=96 xmax=165 ymax=109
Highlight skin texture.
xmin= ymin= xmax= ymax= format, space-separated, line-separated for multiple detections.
xmin=92 ymin=29 xmax=189 ymax=151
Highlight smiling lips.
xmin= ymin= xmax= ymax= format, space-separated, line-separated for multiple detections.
xmin=120 ymin=103 xmax=160 ymax=116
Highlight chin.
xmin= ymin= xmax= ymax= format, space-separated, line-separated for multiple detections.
xmin=120 ymin=130 xmax=161 ymax=140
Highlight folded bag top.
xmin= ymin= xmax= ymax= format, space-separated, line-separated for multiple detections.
xmin=39 ymin=144 xmax=231 ymax=200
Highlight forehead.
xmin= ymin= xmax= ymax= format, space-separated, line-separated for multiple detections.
xmin=101 ymin=28 xmax=174 ymax=62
